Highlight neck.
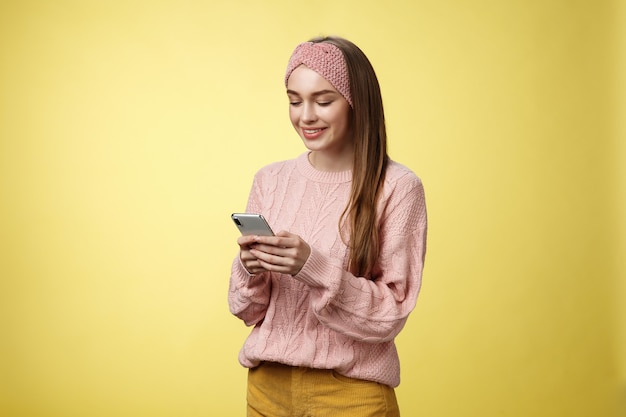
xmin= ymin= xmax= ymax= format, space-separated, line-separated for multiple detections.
xmin=308 ymin=152 xmax=352 ymax=172
xmin=308 ymin=150 xmax=353 ymax=172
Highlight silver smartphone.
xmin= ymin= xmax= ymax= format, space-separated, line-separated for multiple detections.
xmin=231 ymin=213 xmax=275 ymax=236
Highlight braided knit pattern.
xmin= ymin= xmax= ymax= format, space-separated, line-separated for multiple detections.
xmin=284 ymin=42 xmax=353 ymax=107
xmin=229 ymin=153 xmax=427 ymax=387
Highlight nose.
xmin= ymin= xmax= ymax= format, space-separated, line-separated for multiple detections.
xmin=301 ymin=102 xmax=317 ymax=124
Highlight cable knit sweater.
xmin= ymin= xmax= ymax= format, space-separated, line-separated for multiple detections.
xmin=229 ymin=152 xmax=427 ymax=388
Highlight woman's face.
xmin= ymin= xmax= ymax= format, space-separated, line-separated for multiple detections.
xmin=286 ymin=65 xmax=352 ymax=171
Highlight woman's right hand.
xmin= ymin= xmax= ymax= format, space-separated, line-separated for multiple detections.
xmin=238 ymin=235 xmax=268 ymax=275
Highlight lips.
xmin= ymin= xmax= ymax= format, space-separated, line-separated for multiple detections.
xmin=302 ymin=127 xmax=326 ymax=140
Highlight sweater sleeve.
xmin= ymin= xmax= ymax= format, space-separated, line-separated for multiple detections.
xmin=293 ymin=176 xmax=427 ymax=343
xmin=228 ymin=173 xmax=272 ymax=326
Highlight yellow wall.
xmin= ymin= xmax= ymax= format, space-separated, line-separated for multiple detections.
xmin=614 ymin=0 xmax=626 ymax=412
xmin=0 ymin=1 xmax=622 ymax=416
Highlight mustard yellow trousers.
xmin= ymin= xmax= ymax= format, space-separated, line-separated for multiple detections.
xmin=247 ymin=362 xmax=401 ymax=417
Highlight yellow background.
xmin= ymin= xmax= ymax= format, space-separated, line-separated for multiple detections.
xmin=1 ymin=1 xmax=624 ymax=416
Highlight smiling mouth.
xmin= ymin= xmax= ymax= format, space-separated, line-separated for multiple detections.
xmin=302 ymin=128 xmax=326 ymax=139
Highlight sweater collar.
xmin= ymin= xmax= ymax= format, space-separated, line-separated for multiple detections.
xmin=296 ymin=152 xmax=352 ymax=184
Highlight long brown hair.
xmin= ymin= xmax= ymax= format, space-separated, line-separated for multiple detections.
xmin=310 ymin=36 xmax=388 ymax=278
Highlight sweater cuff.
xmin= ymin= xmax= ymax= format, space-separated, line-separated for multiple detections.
xmin=294 ymin=247 xmax=340 ymax=290
xmin=232 ymin=255 xmax=264 ymax=283
xmin=231 ymin=256 xmax=270 ymax=292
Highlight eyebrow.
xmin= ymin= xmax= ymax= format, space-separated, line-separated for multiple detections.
xmin=286 ymin=89 xmax=339 ymax=97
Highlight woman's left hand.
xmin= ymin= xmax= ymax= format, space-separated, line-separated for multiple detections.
xmin=248 ymin=231 xmax=311 ymax=276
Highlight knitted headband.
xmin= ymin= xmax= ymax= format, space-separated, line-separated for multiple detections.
xmin=284 ymin=41 xmax=353 ymax=108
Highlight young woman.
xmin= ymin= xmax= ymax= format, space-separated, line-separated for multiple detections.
xmin=229 ymin=36 xmax=427 ymax=417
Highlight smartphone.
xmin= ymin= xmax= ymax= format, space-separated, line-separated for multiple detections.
xmin=231 ymin=213 xmax=275 ymax=236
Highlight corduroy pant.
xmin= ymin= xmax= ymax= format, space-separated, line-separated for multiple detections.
xmin=247 ymin=361 xmax=401 ymax=417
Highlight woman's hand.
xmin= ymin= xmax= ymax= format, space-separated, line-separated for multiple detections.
xmin=238 ymin=231 xmax=311 ymax=276
xmin=237 ymin=234 xmax=269 ymax=275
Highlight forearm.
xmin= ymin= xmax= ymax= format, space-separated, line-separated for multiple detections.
xmin=293 ymin=244 xmax=423 ymax=343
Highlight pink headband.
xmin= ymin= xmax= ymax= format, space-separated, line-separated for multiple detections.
xmin=284 ymin=42 xmax=353 ymax=108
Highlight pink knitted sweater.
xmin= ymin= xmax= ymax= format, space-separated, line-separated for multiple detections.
xmin=229 ymin=152 xmax=427 ymax=387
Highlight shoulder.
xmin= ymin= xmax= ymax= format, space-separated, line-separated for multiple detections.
xmin=253 ymin=157 xmax=299 ymax=180
xmin=383 ymin=159 xmax=424 ymax=193
xmin=257 ymin=158 xmax=297 ymax=174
